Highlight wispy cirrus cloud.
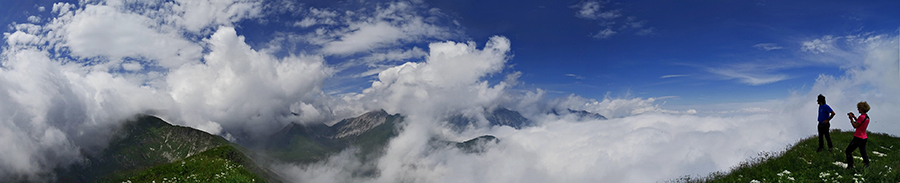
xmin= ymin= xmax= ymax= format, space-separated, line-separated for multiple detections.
xmin=660 ymin=74 xmax=688 ymax=79
xmin=753 ymin=43 xmax=783 ymax=51
xmin=565 ymin=73 xmax=585 ymax=79
xmin=294 ymin=2 xmax=459 ymax=56
xmin=707 ymin=68 xmax=789 ymax=85
xmin=572 ymin=1 xmax=655 ymax=39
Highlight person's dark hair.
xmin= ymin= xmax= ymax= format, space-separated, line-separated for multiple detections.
xmin=818 ymin=94 xmax=826 ymax=103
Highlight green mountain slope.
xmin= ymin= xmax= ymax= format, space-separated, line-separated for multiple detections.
xmin=56 ymin=115 xmax=278 ymax=182
xmin=678 ymin=130 xmax=900 ymax=182
xmin=117 ymin=145 xmax=265 ymax=182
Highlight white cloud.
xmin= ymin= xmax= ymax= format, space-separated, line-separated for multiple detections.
xmin=592 ymin=28 xmax=617 ymax=39
xmin=598 ymin=9 xmax=622 ymax=20
xmin=660 ymin=74 xmax=687 ymax=79
xmin=4 ymin=31 xmax=41 ymax=47
xmin=317 ymin=2 xmax=454 ymax=55
xmin=162 ymin=0 xmax=262 ymax=33
xmin=0 ymin=1 xmax=326 ymax=179
xmin=361 ymin=47 xmax=427 ymax=65
xmin=354 ymin=36 xmax=512 ymax=116
xmin=574 ymin=1 xmax=607 ymax=20
xmin=574 ymin=1 xmax=653 ymax=39
xmin=27 ymin=16 xmax=41 ymax=23
xmin=708 ymin=68 xmax=789 ymax=85
xmin=59 ymin=5 xmax=203 ymax=69
xmin=565 ymin=74 xmax=585 ymax=79
xmin=0 ymin=47 xmax=178 ymax=180
xmin=802 ymin=35 xmax=836 ymax=53
xmin=167 ymin=26 xmax=333 ymax=137
xmin=121 ymin=61 xmax=142 ymax=71
xmin=346 ymin=47 xmax=428 ymax=78
xmin=754 ymin=43 xmax=783 ymax=51
xmin=635 ymin=27 xmax=655 ymax=36
xmin=321 ymin=22 xmax=406 ymax=55
xmin=293 ymin=8 xmax=339 ymax=28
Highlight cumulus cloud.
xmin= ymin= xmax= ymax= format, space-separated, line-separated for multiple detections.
xmin=27 ymin=16 xmax=41 ymax=23
xmin=0 ymin=0 xmax=333 ymax=179
xmin=356 ymin=36 xmax=512 ymax=115
xmin=167 ymin=26 xmax=332 ymax=137
xmin=0 ymin=47 xmax=179 ymax=180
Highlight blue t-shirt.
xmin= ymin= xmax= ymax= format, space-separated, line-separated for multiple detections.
xmin=818 ymin=104 xmax=833 ymax=123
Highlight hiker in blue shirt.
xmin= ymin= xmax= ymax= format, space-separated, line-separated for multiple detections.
xmin=817 ymin=94 xmax=836 ymax=152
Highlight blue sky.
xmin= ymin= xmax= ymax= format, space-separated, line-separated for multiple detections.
xmin=428 ymin=0 xmax=898 ymax=105
xmin=236 ymin=0 xmax=900 ymax=106
xmin=3 ymin=0 xmax=896 ymax=107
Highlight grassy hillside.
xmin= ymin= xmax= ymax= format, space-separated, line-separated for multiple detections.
xmin=55 ymin=115 xmax=280 ymax=182
xmin=678 ymin=130 xmax=900 ymax=182
xmin=115 ymin=145 xmax=265 ymax=183
xmin=57 ymin=115 xmax=231 ymax=182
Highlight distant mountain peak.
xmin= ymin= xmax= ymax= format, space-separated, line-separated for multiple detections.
xmin=551 ymin=108 xmax=607 ymax=120
xmin=447 ymin=107 xmax=533 ymax=130
xmin=429 ymin=135 xmax=499 ymax=154
xmin=263 ymin=109 xmax=403 ymax=163
xmin=332 ymin=110 xmax=393 ymax=139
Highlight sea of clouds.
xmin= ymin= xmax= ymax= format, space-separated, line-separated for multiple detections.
xmin=0 ymin=0 xmax=898 ymax=182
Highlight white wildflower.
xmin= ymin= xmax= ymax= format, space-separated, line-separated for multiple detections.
xmin=750 ymin=180 xmax=761 ymax=183
xmin=833 ymin=161 xmax=848 ymax=168
xmin=777 ymin=170 xmax=791 ymax=177
xmin=873 ymin=151 xmax=886 ymax=157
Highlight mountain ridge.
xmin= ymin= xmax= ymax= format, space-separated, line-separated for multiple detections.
xmin=263 ymin=110 xmax=404 ymax=163
xmin=54 ymin=115 xmax=278 ymax=182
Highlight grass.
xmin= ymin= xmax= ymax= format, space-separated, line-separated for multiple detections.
xmin=675 ymin=130 xmax=900 ymax=182
xmin=114 ymin=145 xmax=265 ymax=183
